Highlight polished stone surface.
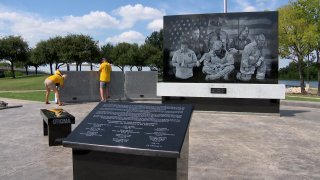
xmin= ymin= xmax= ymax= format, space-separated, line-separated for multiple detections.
xmin=41 ymin=109 xmax=75 ymax=146
xmin=1 ymin=98 xmax=320 ymax=179
xmin=63 ymin=102 xmax=193 ymax=157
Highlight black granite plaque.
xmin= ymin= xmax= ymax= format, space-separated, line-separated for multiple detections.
xmin=63 ymin=102 xmax=193 ymax=158
xmin=40 ymin=109 xmax=75 ymax=146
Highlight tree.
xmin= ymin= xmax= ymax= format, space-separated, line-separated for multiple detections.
xmin=279 ymin=4 xmax=311 ymax=93
xmin=127 ymin=44 xmax=144 ymax=71
xmin=145 ymin=29 xmax=163 ymax=50
xmin=144 ymin=29 xmax=164 ymax=74
xmin=293 ymin=0 xmax=320 ymax=95
xmin=110 ymin=43 xmax=132 ymax=71
xmin=59 ymin=34 xmax=99 ymax=71
xmin=30 ymin=46 xmax=47 ymax=75
xmin=139 ymin=43 xmax=162 ymax=71
xmin=47 ymin=37 xmax=64 ymax=73
xmin=0 ymin=36 xmax=29 ymax=78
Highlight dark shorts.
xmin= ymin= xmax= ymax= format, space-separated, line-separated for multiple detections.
xmin=100 ymin=81 xmax=109 ymax=88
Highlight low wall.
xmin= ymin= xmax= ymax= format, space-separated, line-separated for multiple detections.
xmin=60 ymin=71 xmax=125 ymax=102
xmin=124 ymin=71 xmax=158 ymax=100
xmin=60 ymin=71 xmax=158 ymax=102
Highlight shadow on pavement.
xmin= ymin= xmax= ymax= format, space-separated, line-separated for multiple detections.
xmin=280 ymin=109 xmax=309 ymax=117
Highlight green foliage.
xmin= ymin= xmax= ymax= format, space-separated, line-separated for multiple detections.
xmin=109 ymin=42 xmax=132 ymax=71
xmin=4 ymin=71 xmax=24 ymax=77
xmin=0 ymin=36 xmax=29 ymax=78
xmin=139 ymin=43 xmax=162 ymax=71
xmin=58 ymin=34 xmax=100 ymax=71
xmin=145 ymin=29 xmax=163 ymax=50
xmin=100 ymin=43 xmax=114 ymax=62
xmin=0 ymin=62 xmax=10 ymax=67
xmin=279 ymin=61 xmax=318 ymax=80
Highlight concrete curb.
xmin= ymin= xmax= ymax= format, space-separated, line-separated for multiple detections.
xmin=281 ymin=100 xmax=320 ymax=109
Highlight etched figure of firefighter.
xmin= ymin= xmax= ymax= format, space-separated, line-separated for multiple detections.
xmin=172 ymin=38 xmax=197 ymax=79
xmin=237 ymin=34 xmax=267 ymax=81
xmin=197 ymin=40 xmax=234 ymax=81
xmin=188 ymin=27 xmax=207 ymax=60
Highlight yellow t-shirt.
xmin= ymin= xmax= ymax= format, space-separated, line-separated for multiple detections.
xmin=47 ymin=74 xmax=64 ymax=86
xmin=99 ymin=62 xmax=112 ymax=82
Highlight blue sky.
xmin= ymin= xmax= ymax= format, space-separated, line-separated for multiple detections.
xmin=0 ymin=0 xmax=291 ymax=67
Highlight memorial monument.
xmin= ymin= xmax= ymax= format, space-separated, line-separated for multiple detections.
xmin=158 ymin=11 xmax=285 ymax=113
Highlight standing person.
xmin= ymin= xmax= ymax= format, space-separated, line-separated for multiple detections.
xmin=44 ymin=69 xmax=67 ymax=106
xmin=99 ymin=58 xmax=112 ymax=102
xmin=188 ymin=27 xmax=207 ymax=60
xmin=172 ymin=38 xmax=197 ymax=79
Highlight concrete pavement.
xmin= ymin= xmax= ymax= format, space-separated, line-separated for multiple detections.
xmin=0 ymin=98 xmax=320 ymax=179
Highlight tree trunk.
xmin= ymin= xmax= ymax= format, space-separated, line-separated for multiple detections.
xmin=316 ymin=49 xmax=320 ymax=96
xmin=90 ymin=63 xmax=93 ymax=71
xmin=80 ymin=64 xmax=82 ymax=71
xmin=67 ymin=64 xmax=70 ymax=71
xmin=297 ymin=57 xmax=306 ymax=94
xmin=49 ymin=63 xmax=53 ymax=75
xmin=55 ymin=63 xmax=59 ymax=70
xmin=25 ymin=65 xmax=28 ymax=75
xmin=10 ymin=60 xmax=15 ymax=78
xmin=35 ymin=66 xmax=38 ymax=75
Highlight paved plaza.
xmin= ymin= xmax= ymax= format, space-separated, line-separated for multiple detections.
xmin=0 ymin=98 xmax=320 ymax=180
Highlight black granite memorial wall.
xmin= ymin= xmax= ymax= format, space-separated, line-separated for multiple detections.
xmin=162 ymin=11 xmax=280 ymax=113
xmin=163 ymin=11 xmax=278 ymax=83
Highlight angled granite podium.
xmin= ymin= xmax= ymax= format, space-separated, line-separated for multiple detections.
xmin=63 ymin=102 xmax=193 ymax=180
xmin=40 ymin=109 xmax=75 ymax=146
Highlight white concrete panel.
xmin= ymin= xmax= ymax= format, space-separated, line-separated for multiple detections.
xmin=157 ymin=83 xmax=285 ymax=99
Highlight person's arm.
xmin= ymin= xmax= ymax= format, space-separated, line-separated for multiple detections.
xmin=187 ymin=52 xmax=197 ymax=67
xmin=172 ymin=52 xmax=179 ymax=67
xmin=241 ymin=45 xmax=250 ymax=68
xmin=98 ymin=64 xmax=103 ymax=72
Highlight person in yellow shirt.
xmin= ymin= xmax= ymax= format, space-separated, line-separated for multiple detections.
xmin=99 ymin=58 xmax=112 ymax=102
xmin=44 ymin=70 xmax=67 ymax=106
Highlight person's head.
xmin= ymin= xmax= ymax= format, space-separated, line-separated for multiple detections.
xmin=212 ymin=40 xmax=223 ymax=51
xmin=191 ymin=27 xmax=200 ymax=40
xmin=55 ymin=69 xmax=62 ymax=76
xmin=101 ymin=58 xmax=107 ymax=63
xmin=239 ymin=26 xmax=249 ymax=39
xmin=180 ymin=38 xmax=188 ymax=51
xmin=254 ymin=34 xmax=266 ymax=48
xmin=62 ymin=74 xmax=67 ymax=79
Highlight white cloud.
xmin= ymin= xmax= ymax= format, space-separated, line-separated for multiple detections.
xmin=106 ymin=31 xmax=145 ymax=45
xmin=234 ymin=0 xmax=258 ymax=12
xmin=113 ymin=4 xmax=165 ymax=29
xmin=147 ymin=19 xmax=163 ymax=31
xmin=243 ymin=6 xmax=257 ymax=12
xmin=0 ymin=4 xmax=165 ymax=46
xmin=0 ymin=10 xmax=120 ymax=46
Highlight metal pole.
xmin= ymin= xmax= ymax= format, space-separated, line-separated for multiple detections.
xmin=224 ymin=0 xmax=227 ymax=13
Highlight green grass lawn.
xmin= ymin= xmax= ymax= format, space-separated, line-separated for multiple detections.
xmin=286 ymin=94 xmax=320 ymax=102
xmin=0 ymin=75 xmax=48 ymax=91
xmin=0 ymin=91 xmax=54 ymax=102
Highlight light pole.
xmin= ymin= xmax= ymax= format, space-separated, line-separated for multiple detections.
xmin=224 ymin=0 xmax=227 ymax=13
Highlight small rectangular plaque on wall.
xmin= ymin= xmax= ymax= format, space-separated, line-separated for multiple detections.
xmin=210 ymin=88 xmax=227 ymax=94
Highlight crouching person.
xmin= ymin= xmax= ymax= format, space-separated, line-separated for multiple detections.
xmin=44 ymin=70 xmax=67 ymax=106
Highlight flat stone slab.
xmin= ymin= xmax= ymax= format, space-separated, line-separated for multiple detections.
xmin=63 ymin=102 xmax=193 ymax=158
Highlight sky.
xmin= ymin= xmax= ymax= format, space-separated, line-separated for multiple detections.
xmin=0 ymin=0 xmax=291 ymax=67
